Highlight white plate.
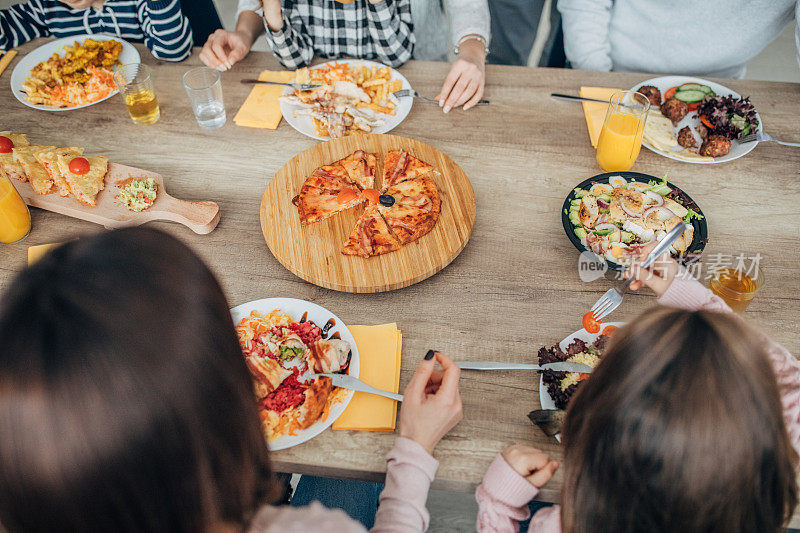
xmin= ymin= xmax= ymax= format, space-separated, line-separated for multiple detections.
xmin=230 ymin=297 xmax=360 ymax=452
xmin=280 ymin=59 xmax=413 ymax=141
xmin=10 ymin=34 xmax=140 ymax=111
xmin=631 ymin=76 xmax=761 ymax=164
xmin=538 ymin=322 xmax=624 ymax=441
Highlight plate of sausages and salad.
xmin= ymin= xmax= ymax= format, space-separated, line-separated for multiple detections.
xmin=631 ymin=76 xmax=761 ymax=164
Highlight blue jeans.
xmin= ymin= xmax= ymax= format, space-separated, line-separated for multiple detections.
xmin=519 ymin=500 xmax=554 ymax=532
xmin=291 ymin=475 xmax=383 ymax=529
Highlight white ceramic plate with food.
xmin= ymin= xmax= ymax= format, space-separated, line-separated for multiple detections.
xmin=230 ymin=297 xmax=360 ymax=451
xmin=539 ymin=322 xmax=624 ymax=441
xmin=631 ymin=76 xmax=762 ymax=164
xmin=280 ymin=59 xmax=413 ymax=141
xmin=10 ymin=34 xmax=140 ymax=111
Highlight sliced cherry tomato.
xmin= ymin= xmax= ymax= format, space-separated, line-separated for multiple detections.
xmin=582 ymin=311 xmax=602 ymax=334
xmin=601 ymin=325 xmax=618 ymax=336
xmin=664 ymin=86 xmax=678 ymax=101
xmin=363 ymin=188 xmax=380 ymax=204
xmin=687 ymin=102 xmax=700 ymax=112
xmin=577 ymin=373 xmax=591 ymax=383
xmin=336 ymin=188 xmax=359 ymax=204
xmin=0 ymin=136 xmax=13 ymax=153
xmin=68 ymin=157 xmax=91 ymax=175
xmin=700 ymin=115 xmax=714 ymax=130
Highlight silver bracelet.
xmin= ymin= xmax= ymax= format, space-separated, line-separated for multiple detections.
xmin=454 ymin=34 xmax=489 ymax=57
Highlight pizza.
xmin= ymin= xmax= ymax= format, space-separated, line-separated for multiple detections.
xmin=377 ymin=175 xmax=441 ymax=244
xmin=342 ymin=205 xmax=401 ymax=257
xmin=295 ymin=148 xmax=441 ymax=257
xmin=235 ymin=309 xmax=352 ymax=442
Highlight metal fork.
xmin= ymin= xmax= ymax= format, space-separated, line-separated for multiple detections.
xmin=393 ymin=88 xmax=490 ymax=106
xmin=589 ymin=222 xmax=690 ymax=321
xmin=739 ymin=131 xmax=800 ymax=147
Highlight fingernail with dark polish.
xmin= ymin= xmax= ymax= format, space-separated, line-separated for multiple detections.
xmin=424 ymin=350 xmax=435 ymax=360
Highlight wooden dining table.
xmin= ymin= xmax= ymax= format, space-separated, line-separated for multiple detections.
xmin=2 ymin=39 xmax=800 ymax=524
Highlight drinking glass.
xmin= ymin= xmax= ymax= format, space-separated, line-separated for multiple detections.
xmin=708 ymin=265 xmax=765 ymax=313
xmin=182 ymin=67 xmax=226 ymax=129
xmin=0 ymin=173 xmax=31 ymax=244
xmin=113 ymin=64 xmax=160 ymax=125
xmin=596 ymin=90 xmax=650 ymax=172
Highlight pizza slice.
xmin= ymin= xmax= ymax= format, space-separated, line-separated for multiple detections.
xmin=297 ymin=174 xmax=364 ymax=225
xmin=0 ymin=132 xmax=32 ymax=182
xmin=57 ymin=155 xmax=108 ymax=206
xmin=13 ymin=146 xmax=57 ymax=195
xmin=382 ymin=149 xmax=436 ymax=189
xmin=339 ymin=150 xmax=377 ymax=190
xmin=312 ymin=163 xmax=350 ymax=182
xmin=36 ymin=147 xmax=84 ymax=197
xmin=341 ymin=205 xmax=402 ymax=257
xmin=377 ymin=175 xmax=441 ymax=244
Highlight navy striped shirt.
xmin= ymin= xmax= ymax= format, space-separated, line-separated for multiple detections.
xmin=0 ymin=0 xmax=193 ymax=61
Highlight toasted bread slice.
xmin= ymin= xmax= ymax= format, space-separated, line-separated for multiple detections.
xmin=57 ymin=155 xmax=108 ymax=206
xmin=36 ymin=147 xmax=84 ymax=197
xmin=14 ymin=146 xmax=56 ymax=195
xmin=0 ymin=131 xmax=31 ymax=182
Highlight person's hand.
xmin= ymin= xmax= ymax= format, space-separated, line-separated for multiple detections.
xmin=501 ymin=444 xmax=559 ymax=488
xmin=436 ymin=38 xmax=486 ymax=113
xmin=625 ymin=241 xmax=680 ymax=297
xmin=398 ymin=350 xmax=463 ymax=455
xmin=199 ymin=29 xmax=253 ymax=71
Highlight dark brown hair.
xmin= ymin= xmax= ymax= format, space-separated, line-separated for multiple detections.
xmin=561 ymin=306 xmax=798 ymax=533
xmin=0 ymin=228 xmax=274 ymax=532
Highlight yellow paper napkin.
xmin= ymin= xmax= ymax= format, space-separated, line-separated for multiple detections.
xmin=333 ymin=323 xmax=402 ymax=431
xmin=28 ymin=243 xmax=61 ymax=265
xmin=233 ymin=70 xmax=295 ymax=129
xmin=580 ymin=86 xmax=622 ymax=147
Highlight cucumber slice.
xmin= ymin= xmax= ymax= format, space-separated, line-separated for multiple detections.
xmin=574 ymin=227 xmax=587 ymax=239
xmin=571 ymin=198 xmax=582 ymax=206
xmin=593 ymin=229 xmax=614 ymax=237
xmin=673 ymin=90 xmax=705 ymax=104
xmin=599 ymin=193 xmax=611 ymax=202
xmin=620 ymin=231 xmax=634 ymax=244
xmin=678 ymin=83 xmax=713 ymax=95
xmin=569 ymin=212 xmax=580 ymax=226
xmin=573 ymin=188 xmax=587 ymax=199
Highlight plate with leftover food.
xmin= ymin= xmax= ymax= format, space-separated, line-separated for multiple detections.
xmin=230 ymin=297 xmax=360 ymax=451
xmin=534 ymin=322 xmax=622 ymax=440
xmin=562 ymin=172 xmax=707 ymax=270
xmin=11 ymin=35 xmax=140 ymax=111
xmin=279 ymin=59 xmax=413 ymax=140
xmin=2 ymin=130 xmax=219 ymax=234
xmin=261 ymin=133 xmax=476 ymax=292
xmin=632 ymin=76 xmax=761 ymax=163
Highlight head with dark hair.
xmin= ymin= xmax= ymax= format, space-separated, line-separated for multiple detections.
xmin=560 ymin=306 xmax=798 ymax=533
xmin=0 ymin=228 xmax=274 ymax=532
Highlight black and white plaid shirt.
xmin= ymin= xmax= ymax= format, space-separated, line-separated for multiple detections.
xmin=262 ymin=0 xmax=414 ymax=69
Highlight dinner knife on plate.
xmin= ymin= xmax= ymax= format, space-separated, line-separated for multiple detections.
xmin=455 ymin=361 xmax=593 ymax=373
xmin=309 ymin=373 xmax=403 ymax=402
xmin=240 ymin=79 xmax=322 ymax=91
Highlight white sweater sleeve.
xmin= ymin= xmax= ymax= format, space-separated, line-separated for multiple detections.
xmin=444 ymin=0 xmax=490 ymax=48
xmin=557 ymin=0 xmax=613 ymax=71
xmin=236 ymin=0 xmax=262 ymax=20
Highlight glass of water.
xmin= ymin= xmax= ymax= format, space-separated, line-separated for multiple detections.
xmin=182 ymin=67 xmax=226 ymax=129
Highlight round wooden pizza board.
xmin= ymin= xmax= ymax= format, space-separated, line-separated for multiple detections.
xmin=261 ymin=134 xmax=476 ymax=293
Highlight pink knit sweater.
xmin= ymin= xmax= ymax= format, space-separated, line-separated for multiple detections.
xmin=247 ymin=436 xmax=438 ymax=532
xmin=475 ymin=276 xmax=800 ymax=532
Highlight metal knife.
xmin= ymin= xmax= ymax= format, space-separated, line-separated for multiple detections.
xmin=310 ymin=373 xmax=403 ymax=402
xmin=454 ymin=361 xmax=593 ymax=373
xmin=240 ymin=79 xmax=322 ymax=91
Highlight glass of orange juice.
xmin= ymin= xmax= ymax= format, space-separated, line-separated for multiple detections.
xmin=708 ymin=265 xmax=765 ymax=313
xmin=596 ymin=91 xmax=650 ymax=172
xmin=0 ymin=173 xmax=31 ymax=244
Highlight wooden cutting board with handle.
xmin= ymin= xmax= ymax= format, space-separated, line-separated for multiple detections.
xmin=17 ymin=162 xmax=220 ymax=234
xmin=261 ymin=133 xmax=476 ymax=293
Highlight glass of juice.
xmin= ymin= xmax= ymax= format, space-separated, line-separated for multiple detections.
xmin=113 ymin=64 xmax=160 ymax=125
xmin=0 ymin=173 xmax=31 ymax=244
xmin=596 ymin=90 xmax=650 ymax=172
xmin=708 ymin=266 xmax=765 ymax=313
xmin=182 ymin=67 xmax=226 ymax=130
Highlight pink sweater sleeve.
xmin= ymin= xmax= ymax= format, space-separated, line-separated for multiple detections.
xmin=475 ymin=454 xmax=556 ymax=532
xmin=371 ymin=437 xmax=439 ymax=532
xmin=658 ymin=275 xmax=800 ymax=455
